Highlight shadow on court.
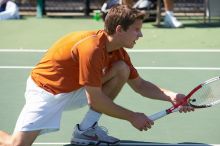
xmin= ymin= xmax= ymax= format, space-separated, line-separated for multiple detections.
xmin=64 ymin=140 xmax=212 ymax=146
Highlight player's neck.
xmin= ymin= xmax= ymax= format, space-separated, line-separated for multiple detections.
xmin=106 ymin=35 xmax=122 ymax=53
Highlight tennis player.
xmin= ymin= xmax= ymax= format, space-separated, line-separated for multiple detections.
xmin=0 ymin=4 xmax=193 ymax=146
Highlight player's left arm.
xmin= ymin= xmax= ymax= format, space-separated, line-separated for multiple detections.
xmin=128 ymin=76 xmax=177 ymax=102
xmin=127 ymin=76 xmax=188 ymax=105
xmin=122 ymin=49 xmax=188 ymax=107
xmin=127 ymin=76 xmax=193 ymax=112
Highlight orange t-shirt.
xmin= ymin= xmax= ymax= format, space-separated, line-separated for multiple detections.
xmin=31 ymin=30 xmax=139 ymax=95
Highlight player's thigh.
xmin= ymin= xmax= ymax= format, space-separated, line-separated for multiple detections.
xmin=63 ymin=87 xmax=88 ymax=111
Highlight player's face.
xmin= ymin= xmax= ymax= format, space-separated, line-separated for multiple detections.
xmin=121 ymin=19 xmax=143 ymax=48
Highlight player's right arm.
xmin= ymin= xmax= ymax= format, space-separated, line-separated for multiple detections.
xmin=85 ymin=85 xmax=153 ymax=131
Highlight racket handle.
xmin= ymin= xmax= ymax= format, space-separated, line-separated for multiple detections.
xmin=148 ymin=110 xmax=168 ymax=121
xmin=148 ymin=108 xmax=180 ymax=121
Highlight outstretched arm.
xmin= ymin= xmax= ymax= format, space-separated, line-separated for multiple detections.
xmin=128 ymin=77 xmax=193 ymax=113
xmin=128 ymin=76 xmax=178 ymax=103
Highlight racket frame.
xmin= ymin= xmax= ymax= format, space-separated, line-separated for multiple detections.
xmin=149 ymin=76 xmax=220 ymax=121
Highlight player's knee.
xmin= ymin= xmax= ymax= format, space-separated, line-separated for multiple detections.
xmin=12 ymin=142 xmax=31 ymax=146
xmin=113 ymin=61 xmax=130 ymax=81
xmin=11 ymin=138 xmax=32 ymax=146
xmin=0 ymin=131 xmax=12 ymax=146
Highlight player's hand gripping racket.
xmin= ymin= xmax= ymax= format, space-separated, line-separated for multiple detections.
xmin=149 ymin=76 xmax=220 ymax=121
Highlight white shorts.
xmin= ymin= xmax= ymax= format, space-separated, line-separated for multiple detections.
xmin=14 ymin=77 xmax=88 ymax=135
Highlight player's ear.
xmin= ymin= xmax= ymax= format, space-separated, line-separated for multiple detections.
xmin=115 ymin=25 xmax=123 ymax=33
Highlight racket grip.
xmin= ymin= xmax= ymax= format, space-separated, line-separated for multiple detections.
xmin=148 ymin=110 xmax=168 ymax=121
xmin=148 ymin=108 xmax=180 ymax=121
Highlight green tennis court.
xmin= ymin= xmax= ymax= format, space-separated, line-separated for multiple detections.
xmin=0 ymin=17 xmax=220 ymax=146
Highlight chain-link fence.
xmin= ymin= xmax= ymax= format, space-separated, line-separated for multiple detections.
xmin=173 ymin=0 xmax=206 ymax=14
xmin=16 ymin=0 xmax=104 ymax=16
xmin=15 ymin=0 xmax=206 ymax=18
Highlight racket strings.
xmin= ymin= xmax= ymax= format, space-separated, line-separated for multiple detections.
xmin=190 ymin=80 xmax=220 ymax=107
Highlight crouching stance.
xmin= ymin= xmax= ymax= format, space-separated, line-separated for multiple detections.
xmin=0 ymin=4 xmax=193 ymax=146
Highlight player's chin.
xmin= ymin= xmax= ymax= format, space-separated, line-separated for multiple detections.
xmin=125 ymin=43 xmax=135 ymax=48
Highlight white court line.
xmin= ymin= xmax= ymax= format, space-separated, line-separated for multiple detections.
xmin=0 ymin=66 xmax=220 ymax=70
xmin=0 ymin=66 xmax=34 ymax=69
xmin=33 ymin=143 xmax=68 ymax=145
xmin=32 ymin=142 xmax=220 ymax=146
xmin=135 ymin=67 xmax=220 ymax=70
xmin=0 ymin=49 xmax=46 ymax=52
xmin=0 ymin=49 xmax=219 ymax=70
xmin=127 ymin=49 xmax=220 ymax=53
xmin=1 ymin=49 xmax=220 ymax=53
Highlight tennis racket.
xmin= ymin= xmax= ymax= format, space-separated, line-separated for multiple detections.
xmin=149 ymin=76 xmax=220 ymax=121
